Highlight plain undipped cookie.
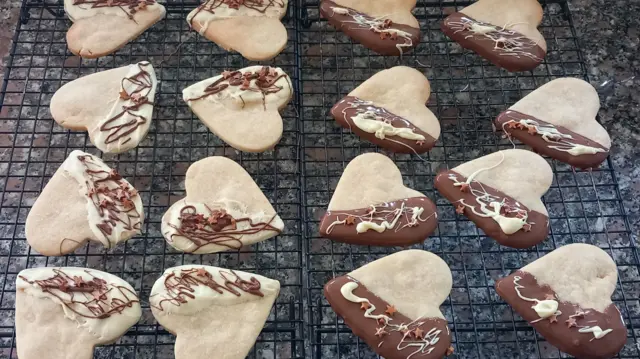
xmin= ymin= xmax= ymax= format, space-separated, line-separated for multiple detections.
xmin=319 ymin=153 xmax=438 ymax=246
xmin=435 ymin=149 xmax=552 ymax=248
xmin=187 ymin=0 xmax=288 ymax=60
xmin=183 ymin=66 xmax=292 ymax=152
xmin=319 ymin=0 xmax=420 ymax=55
xmin=65 ymin=0 xmax=166 ymax=58
xmin=495 ymin=78 xmax=611 ymax=169
xmin=324 ymin=250 xmax=453 ymax=359
xmin=441 ymin=0 xmax=546 ymax=72
xmin=161 ymin=156 xmax=284 ymax=254
xmin=50 ymin=61 xmax=157 ymax=154
xmin=150 ymin=265 xmax=280 ymax=359
xmin=330 ymin=66 xmax=441 ymax=154
xmin=495 ymin=244 xmax=626 ymax=359
xmin=26 ymin=150 xmax=144 ymax=255
xmin=16 ymin=267 xmax=141 ymax=359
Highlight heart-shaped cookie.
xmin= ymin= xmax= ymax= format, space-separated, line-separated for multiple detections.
xmin=65 ymin=0 xmax=166 ymax=58
xmin=50 ymin=61 xmax=157 ymax=154
xmin=495 ymin=243 xmax=626 ymax=359
xmin=434 ymin=149 xmax=552 ymax=248
xmin=330 ymin=66 xmax=440 ymax=154
xmin=187 ymin=0 xmax=288 ymax=60
xmin=319 ymin=153 xmax=438 ymax=246
xmin=161 ymin=156 xmax=284 ymax=254
xmin=26 ymin=150 xmax=144 ymax=256
xmin=495 ymin=78 xmax=611 ymax=169
xmin=441 ymin=0 xmax=546 ymax=72
xmin=183 ymin=66 xmax=292 ymax=152
xmin=319 ymin=0 xmax=420 ymax=56
xmin=150 ymin=265 xmax=280 ymax=359
xmin=16 ymin=267 xmax=141 ymax=359
xmin=324 ymin=250 xmax=453 ymax=359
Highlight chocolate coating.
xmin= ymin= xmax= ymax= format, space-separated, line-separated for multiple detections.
xmin=320 ymin=0 xmax=420 ymax=56
xmin=331 ymin=96 xmax=437 ymax=154
xmin=441 ymin=12 xmax=545 ymax=72
xmin=434 ymin=170 xmax=548 ymax=248
xmin=495 ymin=110 xmax=610 ymax=169
xmin=495 ymin=271 xmax=626 ymax=359
xmin=325 ymin=275 xmax=451 ymax=359
xmin=319 ymin=197 xmax=438 ymax=246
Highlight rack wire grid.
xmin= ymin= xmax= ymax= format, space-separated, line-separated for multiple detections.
xmin=0 ymin=0 xmax=637 ymax=358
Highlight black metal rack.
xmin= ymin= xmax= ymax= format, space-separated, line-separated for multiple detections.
xmin=0 ymin=0 xmax=637 ymax=358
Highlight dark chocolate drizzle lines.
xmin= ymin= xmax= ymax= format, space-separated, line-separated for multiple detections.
xmin=151 ymin=267 xmax=264 ymax=311
xmin=167 ymin=203 xmax=281 ymax=251
xmin=99 ymin=61 xmax=154 ymax=146
xmin=188 ymin=0 xmax=286 ymax=27
xmin=71 ymin=0 xmax=157 ymax=22
xmin=19 ymin=269 xmax=139 ymax=320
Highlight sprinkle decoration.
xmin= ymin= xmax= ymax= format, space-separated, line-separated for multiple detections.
xmin=19 ymin=269 xmax=139 ymax=319
xmin=185 ymin=66 xmax=290 ymax=110
xmin=167 ymin=204 xmax=281 ymax=251
xmin=151 ymin=267 xmax=264 ymax=311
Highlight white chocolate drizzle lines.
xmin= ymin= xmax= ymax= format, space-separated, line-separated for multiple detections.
xmin=329 ymin=6 xmax=415 ymax=55
xmin=340 ymin=280 xmax=442 ymax=358
xmin=500 ymin=111 xmax=608 ymax=156
xmin=446 ymin=16 xmax=542 ymax=61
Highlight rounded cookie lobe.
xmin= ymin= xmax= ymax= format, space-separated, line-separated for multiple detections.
xmin=320 ymin=0 xmax=420 ymax=56
xmin=324 ymin=250 xmax=453 ymax=359
xmin=495 ymin=244 xmax=626 ymax=359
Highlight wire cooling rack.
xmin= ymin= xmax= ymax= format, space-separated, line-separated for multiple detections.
xmin=0 ymin=0 xmax=637 ymax=358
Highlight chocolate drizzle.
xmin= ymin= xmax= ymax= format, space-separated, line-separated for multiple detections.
xmin=99 ymin=61 xmax=154 ymax=146
xmin=188 ymin=0 xmax=286 ymax=28
xmin=71 ymin=0 xmax=156 ymax=21
xmin=319 ymin=0 xmax=420 ymax=56
xmin=441 ymin=12 xmax=545 ymax=72
xmin=77 ymin=154 xmax=142 ymax=244
xmin=324 ymin=276 xmax=451 ymax=359
xmin=331 ymin=96 xmax=436 ymax=154
xmin=19 ymin=269 xmax=139 ymax=320
xmin=167 ymin=203 xmax=281 ymax=252
xmin=151 ymin=267 xmax=264 ymax=311
xmin=495 ymin=110 xmax=609 ymax=169
xmin=319 ymin=197 xmax=438 ymax=247
xmin=435 ymin=169 xmax=548 ymax=248
xmin=496 ymin=271 xmax=626 ymax=359
xmin=185 ymin=66 xmax=290 ymax=110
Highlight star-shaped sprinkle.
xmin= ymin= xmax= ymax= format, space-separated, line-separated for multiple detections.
xmin=516 ymin=123 xmax=527 ymax=130
xmin=360 ymin=302 xmax=371 ymax=310
xmin=566 ymin=317 xmax=577 ymax=328
xmin=459 ymin=183 xmax=470 ymax=193
xmin=119 ymin=89 xmax=129 ymax=99
xmin=527 ymin=126 xmax=537 ymax=135
xmin=91 ymin=289 xmax=103 ymax=300
xmin=136 ymin=1 xmax=147 ymax=10
xmin=375 ymin=327 xmax=388 ymax=337
xmin=413 ymin=327 xmax=424 ymax=339
xmin=345 ymin=215 xmax=356 ymax=225
xmin=196 ymin=268 xmax=208 ymax=277
xmin=222 ymin=70 xmax=232 ymax=78
xmin=416 ymin=140 xmax=425 ymax=146
xmin=446 ymin=346 xmax=455 ymax=356
xmin=549 ymin=315 xmax=558 ymax=323
xmin=507 ymin=121 xmax=518 ymax=129
xmin=455 ymin=204 xmax=465 ymax=214
xmin=385 ymin=305 xmax=397 ymax=316
xmin=377 ymin=318 xmax=386 ymax=325
xmin=544 ymin=293 xmax=555 ymax=300
xmin=379 ymin=32 xmax=387 ymax=40
xmin=523 ymin=223 xmax=532 ymax=232
xmin=72 ymin=276 xmax=85 ymax=286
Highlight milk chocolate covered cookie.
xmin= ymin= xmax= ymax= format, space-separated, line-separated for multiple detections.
xmin=183 ymin=66 xmax=292 ymax=152
xmin=150 ymin=265 xmax=280 ymax=359
xmin=325 ymin=250 xmax=453 ymax=359
xmin=161 ymin=156 xmax=284 ymax=254
xmin=65 ymin=0 xmax=166 ymax=58
xmin=187 ymin=0 xmax=288 ymax=60
xmin=496 ymin=244 xmax=626 ymax=359
xmin=26 ymin=151 xmax=144 ymax=256
xmin=435 ymin=149 xmax=552 ymax=248
xmin=330 ymin=66 xmax=440 ymax=154
xmin=51 ymin=61 xmax=157 ymax=154
xmin=441 ymin=0 xmax=546 ymax=72
xmin=319 ymin=0 xmax=420 ymax=55
xmin=495 ymin=78 xmax=611 ymax=169
xmin=319 ymin=153 xmax=437 ymax=246
xmin=16 ymin=267 xmax=141 ymax=359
